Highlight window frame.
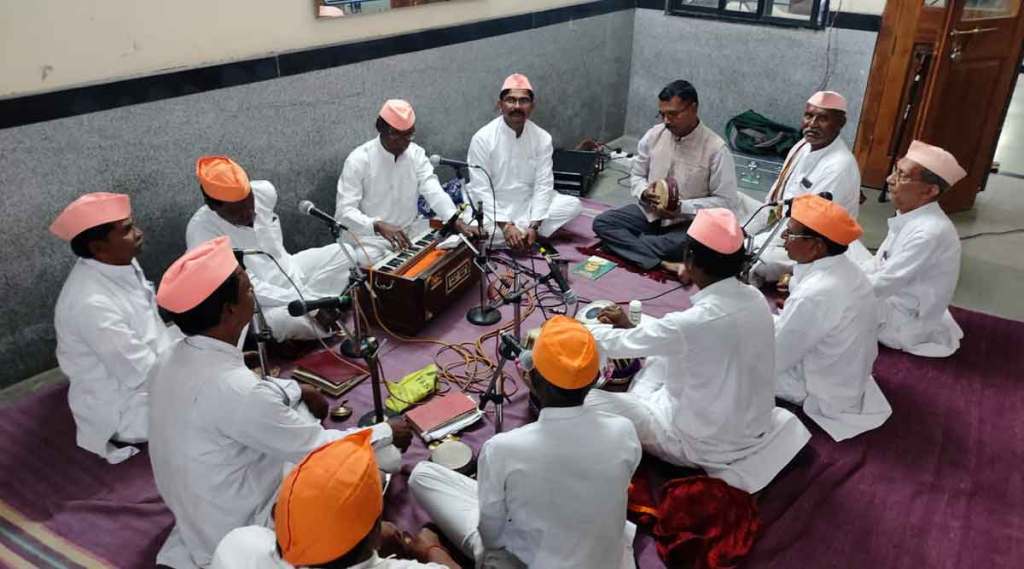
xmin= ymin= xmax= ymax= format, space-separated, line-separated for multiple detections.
xmin=664 ymin=0 xmax=831 ymax=30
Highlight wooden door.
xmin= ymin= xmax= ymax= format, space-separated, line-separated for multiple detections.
xmin=918 ymin=0 xmax=1024 ymax=211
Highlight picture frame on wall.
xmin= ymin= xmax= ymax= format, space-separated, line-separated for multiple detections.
xmin=316 ymin=0 xmax=451 ymax=19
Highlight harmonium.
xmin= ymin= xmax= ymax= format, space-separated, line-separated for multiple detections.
xmin=356 ymin=225 xmax=480 ymax=336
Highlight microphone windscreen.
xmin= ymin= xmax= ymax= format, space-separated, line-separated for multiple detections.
xmin=429 ymin=154 xmax=441 ymax=167
xmin=298 ymin=200 xmax=314 ymax=215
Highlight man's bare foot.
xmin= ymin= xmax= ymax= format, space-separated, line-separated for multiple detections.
xmin=660 ymin=260 xmax=682 ymax=274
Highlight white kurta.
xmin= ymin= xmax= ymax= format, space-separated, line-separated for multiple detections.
xmin=335 ymin=137 xmax=458 ymax=265
xmin=211 ymin=526 xmax=446 ymax=569
xmin=148 ymin=335 xmax=393 ymax=569
xmin=586 ymin=278 xmax=811 ymax=493
xmin=859 ymin=201 xmax=963 ymax=357
xmin=774 ymin=255 xmax=892 ymax=441
xmin=748 ymin=136 xmax=864 ymax=282
xmin=464 ymin=117 xmax=582 ymax=243
xmin=54 ymin=258 xmax=181 ymax=463
xmin=409 ymin=406 xmax=641 ymax=569
xmin=630 ymin=123 xmax=739 ymax=223
xmin=186 ymin=181 xmax=353 ymax=341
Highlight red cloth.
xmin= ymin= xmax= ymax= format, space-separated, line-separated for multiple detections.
xmin=629 ymin=474 xmax=761 ymax=569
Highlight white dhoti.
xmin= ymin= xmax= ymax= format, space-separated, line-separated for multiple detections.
xmin=471 ymin=193 xmax=583 ymax=248
xmin=586 ymin=389 xmax=810 ymax=493
xmin=263 ymin=243 xmax=353 ymax=341
xmin=878 ymin=300 xmax=963 ymax=358
xmin=408 ymin=461 xmax=637 ymax=569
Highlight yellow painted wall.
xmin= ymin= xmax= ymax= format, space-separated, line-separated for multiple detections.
xmin=0 ymin=0 xmax=592 ymax=98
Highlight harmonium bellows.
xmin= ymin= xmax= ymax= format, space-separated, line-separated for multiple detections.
xmin=356 ymin=227 xmax=479 ymax=336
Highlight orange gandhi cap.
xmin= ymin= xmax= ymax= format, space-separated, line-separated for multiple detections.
xmin=275 ymin=430 xmax=382 ymax=566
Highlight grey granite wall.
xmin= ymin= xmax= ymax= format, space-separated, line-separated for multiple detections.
xmin=625 ymin=8 xmax=878 ymax=147
xmin=0 ymin=9 xmax=634 ymax=388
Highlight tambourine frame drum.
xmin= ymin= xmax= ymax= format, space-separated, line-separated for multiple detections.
xmin=651 ymin=177 xmax=680 ymax=212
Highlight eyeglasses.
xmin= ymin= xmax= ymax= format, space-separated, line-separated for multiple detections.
xmin=889 ymin=166 xmax=916 ymax=184
xmin=502 ymin=96 xmax=533 ymax=107
xmin=657 ymin=103 xmax=693 ymax=120
xmin=385 ymin=129 xmax=415 ymax=141
xmin=780 ymin=228 xmax=820 ymax=242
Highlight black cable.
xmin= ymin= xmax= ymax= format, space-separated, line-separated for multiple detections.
xmin=960 ymin=228 xmax=1024 ymax=241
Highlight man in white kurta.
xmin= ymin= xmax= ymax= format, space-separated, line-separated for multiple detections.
xmin=587 ymin=209 xmax=810 ymax=493
xmin=50 ymin=192 xmax=181 ymax=464
xmin=410 ymin=316 xmax=641 ymax=569
xmin=212 ymin=431 xmax=458 ymax=569
xmin=593 ymin=80 xmax=738 ymax=272
xmin=186 ymin=155 xmax=353 ymax=341
xmin=336 ymin=99 xmax=466 ymax=266
xmin=744 ymin=91 xmax=865 ymax=283
xmin=774 ymin=195 xmax=891 ymax=441
xmin=149 ymin=238 xmax=406 ymax=569
xmin=859 ymin=140 xmax=966 ymax=357
xmin=464 ymin=73 xmax=582 ymax=250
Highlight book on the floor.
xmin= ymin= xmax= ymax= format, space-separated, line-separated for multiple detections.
xmin=573 ymin=255 xmax=617 ymax=281
xmin=405 ymin=393 xmax=483 ymax=442
xmin=289 ymin=349 xmax=368 ymax=397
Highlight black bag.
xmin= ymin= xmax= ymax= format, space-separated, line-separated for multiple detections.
xmin=725 ymin=110 xmax=802 ymax=158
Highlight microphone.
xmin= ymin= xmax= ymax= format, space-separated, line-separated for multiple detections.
xmin=287 ymin=295 xmax=352 ymax=317
xmin=438 ymin=203 xmax=469 ymax=237
xmin=536 ymin=242 xmax=577 ymax=305
xmin=429 ymin=154 xmax=477 ymax=170
xmin=298 ymin=200 xmax=346 ymax=232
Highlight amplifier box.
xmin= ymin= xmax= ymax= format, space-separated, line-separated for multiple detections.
xmin=553 ymin=149 xmax=601 ymax=197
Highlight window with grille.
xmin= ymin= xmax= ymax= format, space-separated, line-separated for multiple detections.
xmin=666 ymin=0 xmax=831 ymax=29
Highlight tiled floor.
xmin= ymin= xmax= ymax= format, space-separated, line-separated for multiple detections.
xmin=995 ymin=75 xmax=1024 ymax=177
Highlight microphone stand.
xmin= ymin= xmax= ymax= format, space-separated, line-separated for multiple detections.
xmin=323 ymin=218 xmax=390 ymax=427
xmin=250 ymin=295 xmax=273 ymax=381
xmin=466 ymin=203 xmax=502 ymax=326
xmin=741 ymin=201 xmax=786 ymax=282
xmin=478 ymin=331 xmax=521 ymax=434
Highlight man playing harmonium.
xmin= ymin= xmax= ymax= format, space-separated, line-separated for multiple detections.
xmin=335 ymin=99 xmax=476 ymax=267
xmin=463 ymin=73 xmax=583 ymax=251
xmin=586 ymin=209 xmax=810 ymax=493
xmin=51 ymin=192 xmax=182 ymax=464
xmin=592 ymin=80 xmax=739 ymax=273
xmin=148 ymin=237 xmax=412 ymax=569
xmin=186 ymin=155 xmax=352 ymax=341
xmin=858 ymin=140 xmax=966 ymax=358
xmin=211 ymin=430 xmax=460 ymax=569
xmin=775 ymin=195 xmax=892 ymax=441
xmin=743 ymin=90 xmax=864 ymax=283
xmin=409 ymin=316 xmax=641 ymax=569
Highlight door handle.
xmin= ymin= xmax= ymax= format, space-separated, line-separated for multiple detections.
xmin=950 ymin=27 xmax=998 ymax=37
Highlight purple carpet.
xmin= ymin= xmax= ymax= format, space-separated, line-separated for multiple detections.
xmin=1 ymin=201 xmax=1022 ymax=568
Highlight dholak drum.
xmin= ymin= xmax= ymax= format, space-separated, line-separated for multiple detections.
xmin=429 ymin=438 xmax=476 ymax=476
xmin=650 ymin=177 xmax=680 ymax=212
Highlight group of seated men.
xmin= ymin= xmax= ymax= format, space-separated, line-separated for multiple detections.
xmin=46 ymin=72 xmax=969 ymax=568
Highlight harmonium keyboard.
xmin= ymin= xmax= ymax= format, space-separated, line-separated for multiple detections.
xmin=356 ymin=226 xmax=480 ymax=336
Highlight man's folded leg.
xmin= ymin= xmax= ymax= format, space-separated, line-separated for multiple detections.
xmin=408 ymin=461 xmax=485 ymax=561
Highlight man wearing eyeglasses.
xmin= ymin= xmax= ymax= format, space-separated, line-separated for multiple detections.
xmin=336 ymin=99 xmax=472 ymax=265
xmin=774 ymin=195 xmax=891 ymax=441
xmin=463 ymin=73 xmax=583 ymax=251
xmin=858 ymin=140 xmax=966 ymax=358
xmin=592 ymin=79 xmax=739 ymax=273
xmin=745 ymin=91 xmax=865 ymax=284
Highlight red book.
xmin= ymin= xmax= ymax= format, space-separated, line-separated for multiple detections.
xmin=405 ymin=393 xmax=479 ymax=435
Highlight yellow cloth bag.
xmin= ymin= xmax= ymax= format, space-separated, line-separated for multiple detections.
xmin=385 ymin=363 xmax=438 ymax=413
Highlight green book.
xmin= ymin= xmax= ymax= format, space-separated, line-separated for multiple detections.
xmin=573 ymin=256 xmax=617 ymax=281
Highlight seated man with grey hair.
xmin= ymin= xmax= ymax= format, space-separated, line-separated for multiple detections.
xmin=858 ymin=140 xmax=966 ymax=358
